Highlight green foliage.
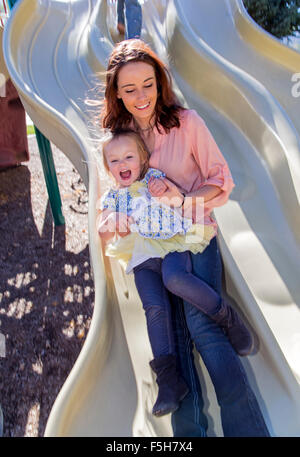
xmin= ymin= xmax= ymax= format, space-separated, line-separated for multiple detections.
xmin=243 ymin=0 xmax=300 ymax=38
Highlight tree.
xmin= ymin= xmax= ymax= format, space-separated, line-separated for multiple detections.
xmin=243 ymin=0 xmax=300 ymax=38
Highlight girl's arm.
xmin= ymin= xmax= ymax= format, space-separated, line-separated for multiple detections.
xmin=97 ymin=210 xmax=116 ymax=243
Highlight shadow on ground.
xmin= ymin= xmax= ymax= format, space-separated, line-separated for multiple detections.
xmin=0 ymin=141 xmax=94 ymax=437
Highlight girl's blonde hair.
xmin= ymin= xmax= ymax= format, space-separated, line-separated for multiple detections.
xmin=102 ymin=129 xmax=150 ymax=181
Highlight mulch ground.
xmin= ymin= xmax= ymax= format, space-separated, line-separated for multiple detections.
xmin=0 ymin=136 xmax=95 ymax=437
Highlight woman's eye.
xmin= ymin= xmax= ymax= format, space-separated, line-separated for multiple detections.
xmin=125 ymin=84 xmax=152 ymax=93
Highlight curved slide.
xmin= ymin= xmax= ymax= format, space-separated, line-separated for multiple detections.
xmin=3 ymin=0 xmax=300 ymax=436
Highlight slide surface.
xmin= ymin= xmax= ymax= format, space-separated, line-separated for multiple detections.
xmin=3 ymin=0 xmax=300 ymax=436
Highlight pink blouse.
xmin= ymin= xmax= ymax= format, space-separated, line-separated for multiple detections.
xmin=149 ymin=109 xmax=235 ymax=233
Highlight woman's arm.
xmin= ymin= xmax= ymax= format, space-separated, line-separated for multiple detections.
xmin=149 ymin=177 xmax=221 ymax=205
xmin=182 ymin=184 xmax=222 ymax=221
xmin=148 ymin=176 xmax=222 ymax=221
xmin=185 ymin=184 xmax=222 ymax=203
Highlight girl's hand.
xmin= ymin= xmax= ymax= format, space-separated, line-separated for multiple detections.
xmin=148 ymin=176 xmax=168 ymax=197
xmin=115 ymin=212 xmax=134 ymax=238
xmin=153 ymin=178 xmax=184 ymax=208
xmin=98 ymin=211 xmax=133 ymax=240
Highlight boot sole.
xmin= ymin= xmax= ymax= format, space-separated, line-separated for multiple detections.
xmin=237 ymin=336 xmax=255 ymax=357
xmin=152 ymin=387 xmax=189 ymax=417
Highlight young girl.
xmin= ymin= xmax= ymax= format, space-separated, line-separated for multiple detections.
xmin=97 ymin=128 xmax=253 ymax=417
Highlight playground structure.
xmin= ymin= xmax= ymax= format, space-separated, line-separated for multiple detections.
xmin=2 ymin=0 xmax=300 ymax=436
xmin=0 ymin=0 xmax=29 ymax=170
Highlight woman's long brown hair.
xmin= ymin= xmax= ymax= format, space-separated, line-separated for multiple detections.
xmin=100 ymin=39 xmax=184 ymax=133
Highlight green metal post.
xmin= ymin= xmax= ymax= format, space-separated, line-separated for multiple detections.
xmin=34 ymin=127 xmax=65 ymax=226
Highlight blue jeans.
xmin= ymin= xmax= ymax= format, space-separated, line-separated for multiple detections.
xmin=134 ymin=250 xmax=224 ymax=357
xmin=170 ymin=237 xmax=270 ymax=437
xmin=134 ymin=257 xmax=176 ymax=357
xmin=117 ymin=0 xmax=142 ymax=39
xmin=134 ymin=237 xmax=270 ymax=436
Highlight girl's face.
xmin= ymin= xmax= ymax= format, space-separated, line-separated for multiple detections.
xmin=104 ymin=135 xmax=142 ymax=188
xmin=117 ymin=61 xmax=158 ymax=128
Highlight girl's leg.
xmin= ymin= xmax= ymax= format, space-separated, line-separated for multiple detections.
xmin=162 ymin=250 xmax=253 ymax=356
xmin=172 ymin=237 xmax=269 ymax=436
xmin=162 ymin=250 xmax=221 ymax=314
xmin=134 ymin=258 xmax=189 ymax=416
xmin=134 ymin=258 xmax=174 ymax=357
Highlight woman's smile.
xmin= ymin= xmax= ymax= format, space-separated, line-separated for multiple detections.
xmin=135 ymin=102 xmax=151 ymax=110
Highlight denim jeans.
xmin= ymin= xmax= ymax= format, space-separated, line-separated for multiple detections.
xmin=134 ymin=257 xmax=176 ymax=357
xmin=171 ymin=237 xmax=270 ymax=437
xmin=134 ymin=250 xmax=224 ymax=358
xmin=117 ymin=0 xmax=142 ymax=39
xmin=134 ymin=238 xmax=270 ymax=436
xmin=162 ymin=250 xmax=222 ymax=316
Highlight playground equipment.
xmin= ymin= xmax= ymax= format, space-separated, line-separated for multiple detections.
xmin=3 ymin=0 xmax=300 ymax=436
xmin=0 ymin=11 xmax=29 ymax=170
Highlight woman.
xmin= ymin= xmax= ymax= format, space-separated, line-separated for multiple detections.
xmin=100 ymin=39 xmax=270 ymax=437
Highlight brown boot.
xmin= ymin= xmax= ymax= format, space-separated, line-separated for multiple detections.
xmin=149 ymin=354 xmax=189 ymax=417
xmin=212 ymin=300 xmax=254 ymax=356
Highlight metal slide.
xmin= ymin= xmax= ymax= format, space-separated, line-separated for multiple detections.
xmin=3 ymin=0 xmax=300 ymax=436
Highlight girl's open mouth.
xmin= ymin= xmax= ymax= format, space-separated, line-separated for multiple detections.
xmin=120 ymin=170 xmax=131 ymax=180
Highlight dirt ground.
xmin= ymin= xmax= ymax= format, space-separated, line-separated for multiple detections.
xmin=0 ymin=136 xmax=95 ymax=437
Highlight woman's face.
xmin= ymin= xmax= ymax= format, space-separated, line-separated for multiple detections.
xmin=117 ymin=61 xmax=158 ymax=128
